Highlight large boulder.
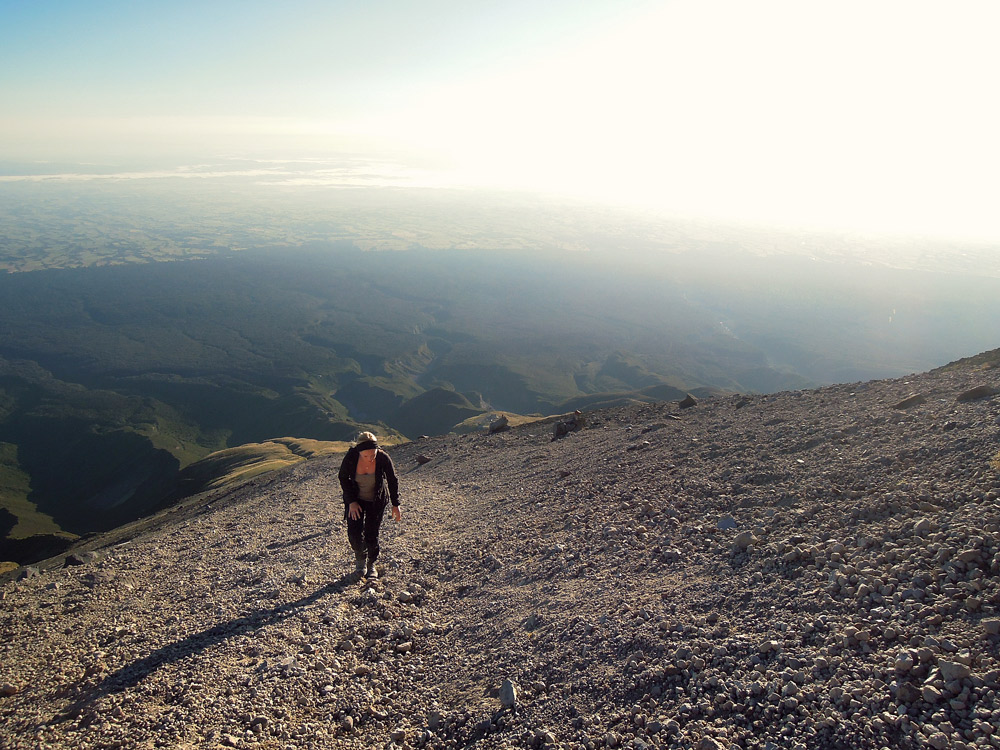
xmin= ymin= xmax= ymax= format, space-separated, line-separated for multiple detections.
xmin=956 ymin=385 xmax=999 ymax=402
xmin=488 ymin=415 xmax=509 ymax=434
xmin=551 ymin=411 xmax=586 ymax=441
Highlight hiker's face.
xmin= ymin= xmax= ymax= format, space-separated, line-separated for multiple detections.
xmin=360 ymin=449 xmax=377 ymax=461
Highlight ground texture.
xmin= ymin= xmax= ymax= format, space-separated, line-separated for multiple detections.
xmin=3 ymin=362 xmax=1000 ymax=750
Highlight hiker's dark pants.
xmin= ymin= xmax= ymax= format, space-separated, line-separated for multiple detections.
xmin=346 ymin=500 xmax=387 ymax=563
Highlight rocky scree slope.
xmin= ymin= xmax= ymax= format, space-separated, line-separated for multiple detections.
xmin=2 ymin=361 xmax=1000 ymax=750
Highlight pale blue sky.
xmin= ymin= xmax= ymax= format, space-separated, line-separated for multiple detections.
xmin=3 ymin=0 xmax=1000 ymax=240
xmin=1 ymin=0 xmax=644 ymax=122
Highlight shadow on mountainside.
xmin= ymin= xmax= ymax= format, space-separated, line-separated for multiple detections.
xmin=57 ymin=575 xmax=357 ymax=722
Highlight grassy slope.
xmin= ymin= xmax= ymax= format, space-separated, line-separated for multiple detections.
xmin=0 ymin=442 xmax=69 ymax=540
xmin=171 ymin=437 xmax=353 ymax=495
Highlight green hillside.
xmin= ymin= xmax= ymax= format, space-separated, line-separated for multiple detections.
xmin=0 ymin=244 xmax=819 ymax=563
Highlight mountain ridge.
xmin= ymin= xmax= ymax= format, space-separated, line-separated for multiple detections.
xmin=2 ymin=246 xmax=819 ymax=554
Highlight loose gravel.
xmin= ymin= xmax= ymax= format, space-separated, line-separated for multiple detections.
xmin=2 ymin=360 xmax=1000 ymax=749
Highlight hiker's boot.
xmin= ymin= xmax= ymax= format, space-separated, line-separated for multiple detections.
xmin=366 ymin=562 xmax=379 ymax=580
xmin=354 ymin=553 xmax=367 ymax=577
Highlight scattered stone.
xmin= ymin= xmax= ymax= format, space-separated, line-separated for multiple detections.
xmin=891 ymin=393 xmax=927 ymax=409
xmin=679 ymin=394 xmax=698 ymax=409
xmin=938 ymin=660 xmax=972 ymax=681
xmin=733 ymin=530 xmax=756 ymax=551
xmin=956 ymin=385 xmax=999 ymax=402
xmin=488 ymin=415 xmax=509 ymax=434
xmin=551 ymin=411 xmax=586 ymax=441
xmin=717 ymin=516 xmax=737 ymax=531
xmin=4 ymin=360 xmax=1000 ymax=750
xmin=416 ymin=454 xmax=432 ymax=465
xmin=530 ymin=729 xmax=553 ymax=745
xmin=897 ymin=682 xmax=921 ymax=704
xmin=63 ymin=552 xmax=97 ymax=567
xmin=923 ymin=685 xmax=944 ymax=703
xmin=499 ymin=678 xmax=518 ymax=708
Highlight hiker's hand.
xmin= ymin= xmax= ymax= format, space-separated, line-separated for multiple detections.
xmin=391 ymin=505 xmax=401 ymax=522
xmin=348 ymin=502 xmax=361 ymax=520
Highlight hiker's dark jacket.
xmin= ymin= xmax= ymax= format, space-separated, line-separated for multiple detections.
xmin=338 ymin=447 xmax=399 ymax=518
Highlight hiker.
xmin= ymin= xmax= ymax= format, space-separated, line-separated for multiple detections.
xmin=338 ymin=431 xmax=400 ymax=579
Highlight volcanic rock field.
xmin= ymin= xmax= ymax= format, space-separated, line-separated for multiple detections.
xmin=3 ymin=356 xmax=1000 ymax=750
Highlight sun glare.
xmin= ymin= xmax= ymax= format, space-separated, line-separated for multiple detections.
xmin=347 ymin=1 xmax=1000 ymax=239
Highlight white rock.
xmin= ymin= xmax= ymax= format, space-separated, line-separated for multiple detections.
xmin=938 ymin=660 xmax=971 ymax=682
xmin=499 ymin=678 xmax=518 ymax=708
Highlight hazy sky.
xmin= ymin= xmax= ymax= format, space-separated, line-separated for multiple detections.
xmin=2 ymin=0 xmax=999 ymax=240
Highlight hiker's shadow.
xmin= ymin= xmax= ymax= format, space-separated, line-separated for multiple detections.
xmin=61 ymin=573 xmax=356 ymax=719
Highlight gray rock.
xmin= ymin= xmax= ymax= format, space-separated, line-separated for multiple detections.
xmin=895 ymin=652 xmax=914 ymax=673
xmin=922 ymin=684 xmax=943 ymax=703
xmin=499 ymin=678 xmax=518 ymax=708
xmin=891 ymin=394 xmax=927 ymax=409
xmin=536 ymin=729 xmax=556 ymax=745
xmin=249 ymin=716 xmax=268 ymax=731
xmin=896 ymin=682 xmax=921 ymax=704
xmin=734 ymin=530 xmax=756 ymax=551
xmin=938 ymin=660 xmax=971 ymax=681
xmin=551 ymin=411 xmax=586 ymax=441
xmin=64 ymin=552 xmax=96 ymax=567
xmin=956 ymin=385 xmax=999 ymax=402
